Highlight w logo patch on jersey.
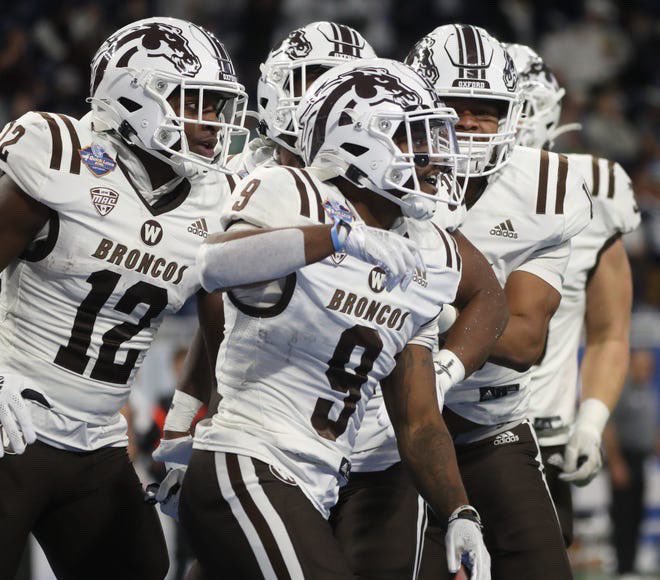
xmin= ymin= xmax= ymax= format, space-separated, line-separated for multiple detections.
xmin=90 ymin=188 xmax=119 ymax=216
xmin=141 ymin=220 xmax=163 ymax=246
xmin=368 ymin=267 xmax=387 ymax=293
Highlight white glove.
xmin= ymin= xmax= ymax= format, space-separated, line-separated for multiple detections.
xmin=342 ymin=223 xmax=425 ymax=292
xmin=376 ymin=402 xmax=395 ymax=439
xmin=446 ymin=506 xmax=491 ymax=580
xmin=559 ymin=398 xmax=609 ymax=486
xmin=155 ymin=467 xmax=187 ymax=521
xmin=0 ymin=374 xmax=38 ymax=457
xmin=152 ymin=435 xmax=194 ymax=467
xmin=152 ymin=436 xmax=195 ymax=521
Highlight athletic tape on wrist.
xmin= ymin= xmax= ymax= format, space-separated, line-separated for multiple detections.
xmin=577 ymin=398 xmax=610 ymax=437
xmin=163 ymin=391 xmax=203 ymax=433
xmin=197 ymin=228 xmax=306 ymax=291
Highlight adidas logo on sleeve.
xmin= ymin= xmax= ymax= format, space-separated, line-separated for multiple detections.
xmin=490 ymin=219 xmax=518 ymax=239
xmin=188 ymin=218 xmax=209 ymax=238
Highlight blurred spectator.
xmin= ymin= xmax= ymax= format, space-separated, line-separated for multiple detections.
xmin=603 ymin=349 xmax=659 ymax=578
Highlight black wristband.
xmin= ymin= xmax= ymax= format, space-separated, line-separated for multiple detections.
xmin=447 ymin=505 xmax=483 ymax=529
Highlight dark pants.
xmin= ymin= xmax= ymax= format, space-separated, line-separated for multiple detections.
xmin=610 ymin=449 xmax=649 ymax=574
xmin=0 ymin=441 xmax=168 ymax=579
xmin=180 ymin=449 xmax=354 ymax=579
xmin=419 ymin=421 xmax=573 ymax=580
xmin=330 ymin=462 xmax=426 ymax=579
xmin=540 ymin=444 xmax=574 ymax=547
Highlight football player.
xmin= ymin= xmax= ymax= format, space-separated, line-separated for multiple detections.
xmin=230 ymin=21 xmax=378 ymax=175
xmin=179 ymin=58 xmax=506 ymax=579
xmin=507 ymin=43 xmax=640 ymax=547
xmin=0 ymin=17 xmax=247 ymax=578
xmin=151 ymin=21 xmax=378 ymax=511
xmin=404 ymin=25 xmax=592 ymax=579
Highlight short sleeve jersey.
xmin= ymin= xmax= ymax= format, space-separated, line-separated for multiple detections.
xmin=528 ymin=154 xmax=640 ymax=445
xmin=0 ymin=111 xmax=231 ymax=450
xmin=193 ymin=165 xmax=462 ymax=516
xmin=443 ymin=146 xmax=592 ymax=425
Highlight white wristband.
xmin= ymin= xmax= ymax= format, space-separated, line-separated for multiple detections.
xmin=576 ymin=398 xmax=610 ymax=438
xmin=437 ymin=305 xmax=458 ymax=333
xmin=163 ymin=391 xmax=203 ymax=433
xmin=434 ymin=349 xmax=466 ymax=409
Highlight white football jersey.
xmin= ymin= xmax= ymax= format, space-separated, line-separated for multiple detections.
xmin=350 ymin=146 xmax=592 ymax=469
xmin=441 ymin=146 xmax=592 ymax=425
xmin=0 ymin=111 xmax=231 ymax=450
xmin=193 ymin=164 xmax=463 ymax=516
xmin=528 ymin=155 xmax=640 ymax=445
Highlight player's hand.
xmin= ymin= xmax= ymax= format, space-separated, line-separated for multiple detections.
xmin=446 ymin=506 xmax=491 ymax=580
xmin=559 ymin=427 xmax=602 ymax=486
xmin=0 ymin=374 xmax=38 ymax=457
xmin=344 ymin=223 xmax=425 ymax=292
xmin=152 ymin=435 xmax=194 ymax=467
xmin=155 ymin=467 xmax=187 ymax=521
xmin=559 ymin=398 xmax=608 ymax=486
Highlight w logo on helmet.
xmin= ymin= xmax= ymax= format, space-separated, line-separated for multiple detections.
xmin=92 ymin=22 xmax=202 ymax=93
xmin=284 ymin=28 xmax=313 ymax=59
xmin=406 ymin=37 xmax=440 ymax=85
xmin=302 ymin=67 xmax=423 ymax=162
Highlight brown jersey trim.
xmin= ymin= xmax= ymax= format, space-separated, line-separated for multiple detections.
xmin=283 ymin=167 xmax=310 ymax=218
xmin=536 ymin=150 xmax=549 ymax=214
xmin=20 ymin=210 xmax=59 ymax=262
xmin=226 ymin=273 xmax=296 ymax=319
xmin=298 ymin=169 xmax=326 ymax=223
xmin=449 ymin=233 xmax=462 ymax=271
xmin=116 ymin=158 xmax=191 ymax=216
xmin=554 ymin=154 xmax=569 ymax=215
xmin=607 ymin=160 xmax=615 ymax=199
xmin=432 ymin=223 xmax=454 ymax=269
xmin=225 ymin=454 xmax=292 ymax=580
xmin=37 ymin=112 xmax=63 ymax=171
xmin=591 ymin=157 xmax=600 ymax=197
xmin=585 ymin=232 xmax=621 ymax=286
xmin=226 ymin=173 xmax=237 ymax=192
xmin=56 ymin=114 xmax=81 ymax=175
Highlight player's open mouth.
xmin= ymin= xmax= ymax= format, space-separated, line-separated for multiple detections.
xmin=194 ymin=139 xmax=217 ymax=158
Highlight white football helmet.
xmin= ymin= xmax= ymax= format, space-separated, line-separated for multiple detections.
xmin=89 ymin=17 xmax=249 ymax=176
xmin=406 ymin=25 xmax=523 ymax=177
xmin=258 ymin=21 xmax=376 ymax=154
xmin=297 ymin=58 xmax=465 ymax=220
xmin=505 ymin=43 xmax=580 ymax=149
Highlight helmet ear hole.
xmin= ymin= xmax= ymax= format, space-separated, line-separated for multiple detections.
xmin=340 ymin=142 xmax=369 ymax=157
xmin=118 ymin=97 xmax=142 ymax=112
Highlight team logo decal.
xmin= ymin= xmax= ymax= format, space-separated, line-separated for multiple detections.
xmin=268 ymin=465 xmax=298 ymax=486
xmin=406 ymin=37 xmax=440 ymax=85
xmin=140 ymin=220 xmax=163 ymax=246
xmin=502 ymin=49 xmax=518 ymax=92
xmin=445 ymin=25 xmax=494 ymax=90
xmin=368 ymin=267 xmax=388 ymax=294
xmin=90 ymin=187 xmax=119 ymax=216
xmin=331 ymin=253 xmax=347 ymax=266
xmin=80 ymin=144 xmax=117 ymax=177
xmin=284 ymin=28 xmax=312 ymax=59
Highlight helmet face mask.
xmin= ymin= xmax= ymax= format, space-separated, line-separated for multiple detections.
xmin=297 ymin=58 xmax=467 ymax=220
xmin=405 ymin=25 xmax=524 ymax=178
xmin=505 ymin=43 xmax=567 ymax=150
xmin=258 ymin=22 xmax=376 ymax=154
xmin=89 ymin=17 xmax=249 ymax=176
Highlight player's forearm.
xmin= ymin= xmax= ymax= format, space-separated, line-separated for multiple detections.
xmin=487 ymin=313 xmax=547 ymax=371
xmin=399 ymin=419 xmax=468 ymax=519
xmin=580 ymin=338 xmax=630 ymax=412
xmin=198 ymin=225 xmax=335 ymax=291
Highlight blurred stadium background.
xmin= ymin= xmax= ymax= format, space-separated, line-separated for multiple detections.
xmin=1 ymin=0 xmax=658 ymax=578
